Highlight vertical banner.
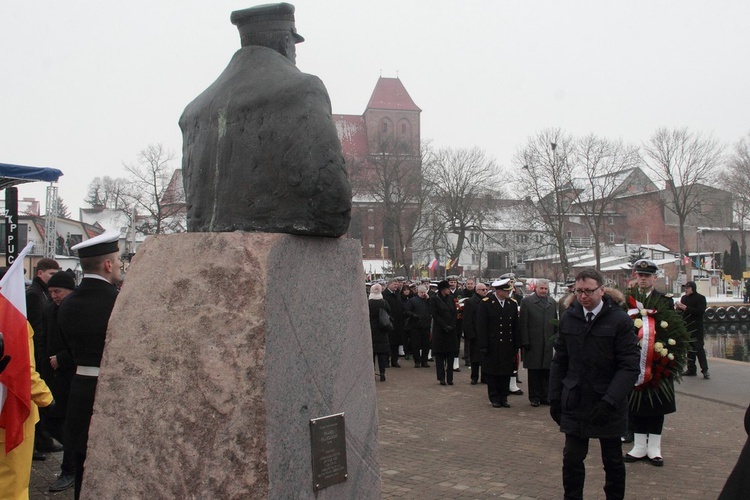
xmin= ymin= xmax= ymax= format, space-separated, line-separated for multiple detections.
xmin=4 ymin=187 xmax=18 ymax=266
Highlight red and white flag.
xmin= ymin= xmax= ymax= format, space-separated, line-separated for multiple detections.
xmin=0 ymin=242 xmax=34 ymax=453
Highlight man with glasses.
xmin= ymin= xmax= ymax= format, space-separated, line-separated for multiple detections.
xmin=549 ymin=269 xmax=640 ymax=500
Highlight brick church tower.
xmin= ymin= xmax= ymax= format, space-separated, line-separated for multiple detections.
xmin=334 ymin=77 xmax=422 ymax=273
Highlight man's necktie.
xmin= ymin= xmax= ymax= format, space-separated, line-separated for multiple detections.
xmin=586 ymin=312 xmax=594 ymax=323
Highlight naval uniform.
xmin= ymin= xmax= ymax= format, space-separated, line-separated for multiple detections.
xmin=477 ymin=293 xmax=521 ymax=404
xmin=57 ymin=275 xmax=118 ymax=497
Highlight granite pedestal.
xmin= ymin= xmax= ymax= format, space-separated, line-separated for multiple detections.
xmin=82 ymin=232 xmax=380 ymax=499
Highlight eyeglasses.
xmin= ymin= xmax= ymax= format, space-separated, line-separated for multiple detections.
xmin=573 ymin=286 xmax=602 ymax=296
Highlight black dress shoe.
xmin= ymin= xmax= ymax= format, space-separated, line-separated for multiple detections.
xmin=439 ymin=381 xmax=447 ymax=386
xmin=500 ymin=400 xmax=510 ymax=408
xmin=648 ymin=456 xmax=664 ymax=466
xmin=703 ymin=371 xmax=711 ymax=379
xmin=621 ymin=431 xmax=634 ymax=443
xmin=447 ymin=381 xmax=453 ymax=385
xmin=379 ymin=374 xmax=386 ymax=382
xmin=530 ymin=401 xmax=540 ymax=407
xmin=491 ymin=402 xmax=503 ymax=408
xmin=470 ymin=380 xmax=478 ymax=385
xmin=510 ymin=389 xmax=524 ymax=396
xmin=49 ymin=474 xmax=75 ymax=492
xmin=391 ymin=362 xmax=401 ymax=368
xmin=414 ymin=364 xmax=421 ymax=368
xmin=454 ymin=367 xmax=461 ymax=372
xmin=421 ymin=362 xmax=430 ymax=368
xmin=624 ymin=453 xmax=646 ymax=462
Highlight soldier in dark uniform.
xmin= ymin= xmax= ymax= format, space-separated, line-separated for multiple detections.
xmin=476 ymin=278 xmax=521 ymax=408
xmin=625 ymin=259 xmax=675 ymax=467
xmin=58 ymin=230 xmax=122 ymax=499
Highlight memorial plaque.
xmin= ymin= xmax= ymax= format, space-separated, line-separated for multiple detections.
xmin=310 ymin=412 xmax=347 ymax=491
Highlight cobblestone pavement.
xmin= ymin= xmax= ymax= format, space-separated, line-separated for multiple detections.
xmin=29 ymin=357 xmax=747 ymax=499
xmin=377 ymin=357 xmax=747 ymax=499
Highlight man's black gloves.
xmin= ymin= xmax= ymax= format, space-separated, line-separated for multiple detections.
xmin=550 ymin=400 xmax=562 ymax=425
xmin=588 ymin=401 xmax=617 ymax=426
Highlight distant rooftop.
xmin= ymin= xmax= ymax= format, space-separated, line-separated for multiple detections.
xmin=366 ymin=77 xmax=421 ymax=112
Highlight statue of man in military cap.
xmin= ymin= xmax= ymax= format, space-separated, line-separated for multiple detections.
xmin=180 ymin=3 xmax=352 ymax=237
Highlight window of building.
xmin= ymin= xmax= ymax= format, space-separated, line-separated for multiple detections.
xmin=609 ymin=231 xmax=615 ymax=244
xmin=381 ymin=122 xmax=388 ymax=132
xmin=567 ymin=231 xmax=572 ymax=239
xmin=470 ymin=232 xmax=480 ymax=244
xmin=653 ymin=251 xmax=664 ymax=260
xmin=607 ymin=216 xmax=614 ymax=225
xmin=515 ymin=234 xmax=528 ymax=244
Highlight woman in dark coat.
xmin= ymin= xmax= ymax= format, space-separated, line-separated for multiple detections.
xmin=368 ymin=284 xmax=391 ymax=382
xmin=429 ymin=280 xmax=458 ymax=385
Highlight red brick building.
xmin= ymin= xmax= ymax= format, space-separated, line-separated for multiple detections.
xmin=335 ymin=77 xmax=422 ymax=269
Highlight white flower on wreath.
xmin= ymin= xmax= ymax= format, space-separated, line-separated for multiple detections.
xmin=634 ymin=318 xmax=643 ymax=328
xmin=661 ymin=321 xmax=669 ymax=329
xmin=668 ymin=338 xmax=676 ymax=346
xmin=654 ymin=342 xmax=664 ymax=351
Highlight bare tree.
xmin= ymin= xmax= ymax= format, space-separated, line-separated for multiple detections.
xmin=85 ymin=176 xmax=130 ymax=210
xmin=720 ymin=132 xmax=750 ymax=266
xmin=512 ymin=128 xmax=576 ymax=280
xmin=643 ymin=127 xmax=724 ymax=272
xmin=122 ymin=143 xmax=180 ymax=235
xmin=348 ymin=136 xmax=428 ymax=275
xmin=569 ymin=135 xmax=642 ymax=268
xmin=426 ymin=147 xmax=503 ymax=264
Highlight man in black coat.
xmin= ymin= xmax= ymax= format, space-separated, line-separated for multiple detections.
xmin=58 ymin=230 xmax=122 ymax=499
xmin=26 ymin=257 xmax=61 ymax=457
xmin=477 ymin=278 xmax=520 ymax=408
xmin=382 ymin=278 xmax=404 ymax=367
xmin=549 ymin=268 xmax=640 ymax=500
xmin=429 ymin=280 xmax=458 ymax=385
xmin=675 ymin=281 xmax=709 ymax=378
xmin=462 ymin=282 xmax=488 ymax=384
xmin=404 ymin=285 xmax=432 ymax=368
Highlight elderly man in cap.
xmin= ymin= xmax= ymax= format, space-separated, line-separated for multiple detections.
xmin=44 ymin=270 xmax=78 ymax=492
xmin=58 ymin=230 xmax=122 ymax=498
xmin=476 ymin=278 xmax=521 ymax=407
xmin=429 ymin=280 xmax=458 ymax=385
xmin=675 ymin=281 xmax=709 ymax=379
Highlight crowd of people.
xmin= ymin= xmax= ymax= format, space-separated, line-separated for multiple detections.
xmin=366 ymin=259 xmax=730 ymax=499
xmin=0 ymin=230 xmax=121 ymax=499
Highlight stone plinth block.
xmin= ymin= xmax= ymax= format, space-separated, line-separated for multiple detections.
xmin=83 ymin=233 xmax=380 ymax=499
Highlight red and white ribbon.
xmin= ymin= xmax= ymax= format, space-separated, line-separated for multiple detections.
xmin=628 ymin=296 xmax=657 ymax=387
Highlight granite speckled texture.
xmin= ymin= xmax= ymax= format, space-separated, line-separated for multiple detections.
xmin=82 ymin=232 xmax=380 ymax=499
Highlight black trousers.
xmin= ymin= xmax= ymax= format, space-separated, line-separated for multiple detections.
xmin=630 ymin=414 xmax=664 ymax=434
xmin=563 ymin=434 xmax=625 ymax=500
xmin=528 ymin=368 xmax=550 ymax=403
xmin=687 ymin=335 xmax=709 ymax=374
xmin=434 ymin=353 xmax=454 ymax=383
xmin=485 ymin=373 xmax=510 ymax=404
xmin=410 ymin=328 xmax=430 ymax=365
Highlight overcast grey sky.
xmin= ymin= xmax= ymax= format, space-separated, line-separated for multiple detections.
xmin=1 ymin=1 xmax=748 ymax=216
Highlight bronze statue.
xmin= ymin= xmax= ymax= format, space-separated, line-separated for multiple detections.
xmin=180 ymin=3 xmax=351 ymax=237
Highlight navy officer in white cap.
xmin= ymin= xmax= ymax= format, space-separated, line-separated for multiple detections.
xmin=57 ymin=229 xmax=122 ymax=498
xmin=476 ymin=278 xmax=521 ymax=408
